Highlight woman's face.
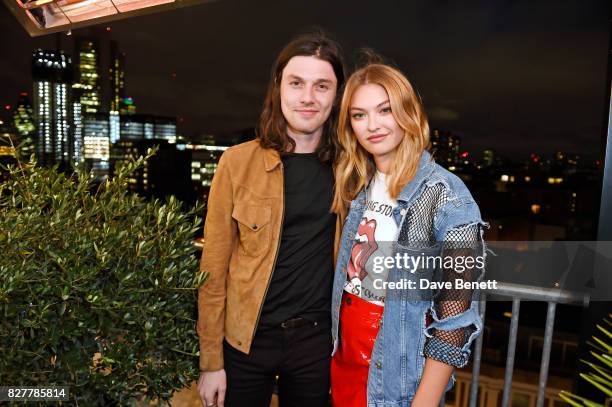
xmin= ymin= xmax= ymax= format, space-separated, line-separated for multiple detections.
xmin=349 ymin=83 xmax=404 ymax=173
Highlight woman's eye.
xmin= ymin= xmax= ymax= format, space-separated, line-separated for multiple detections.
xmin=351 ymin=113 xmax=365 ymax=119
xmin=381 ymin=107 xmax=392 ymax=114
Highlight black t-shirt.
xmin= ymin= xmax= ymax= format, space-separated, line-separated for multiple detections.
xmin=258 ymin=152 xmax=336 ymax=327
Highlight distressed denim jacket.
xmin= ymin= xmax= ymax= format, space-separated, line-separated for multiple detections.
xmin=331 ymin=150 xmax=487 ymax=407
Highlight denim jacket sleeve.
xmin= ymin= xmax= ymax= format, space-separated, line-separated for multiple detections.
xmin=423 ymin=197 xmax=486 ymax=368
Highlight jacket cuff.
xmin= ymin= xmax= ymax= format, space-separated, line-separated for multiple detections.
xmin=423 ymin=336 xmax=469 ymax=368
xmin=199 ymin=341 xmax=224 ymax=372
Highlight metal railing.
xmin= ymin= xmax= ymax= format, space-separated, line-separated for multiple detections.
xmin=466 ymin=282 xmax=589 ymax=407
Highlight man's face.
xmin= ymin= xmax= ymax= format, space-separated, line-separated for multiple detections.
xmin=279 ymin=55 xmax=338 ymax=139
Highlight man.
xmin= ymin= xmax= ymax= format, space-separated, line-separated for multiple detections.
xmin=197 ymin=32 xmax=345 ymax=407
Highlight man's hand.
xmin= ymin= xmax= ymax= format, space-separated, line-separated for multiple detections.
xmin=197 ymin=369 xmax=227 ymax=407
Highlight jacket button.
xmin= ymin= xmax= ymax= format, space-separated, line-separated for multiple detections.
xmin=251 ymin=224 xmax=258 ymax=230
xmin=346 ymin=297 xmax=352 ymax=306
xmin=237 ymin=341 xmax=242 ymax=346
xmin=375 ymin=361 xmax=382 ymax=369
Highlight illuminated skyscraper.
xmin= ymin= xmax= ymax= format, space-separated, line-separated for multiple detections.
xmin=12 ymin=92 xmax=36 ymax=156
xmin=109 ymin=41 xmax=126 ymax=113
xmin=72 ymin=98 xmax=83 ymax=163
xmin=74 ymin=38 xmax=101 ymax=113
xmin=109 ymin=110 xmax=120 ymax=143
xmin=430 ymin=128 xmax=461 ymax=169
xmin=110 ymin=138 xmax=191 ymax=201
xmin=12 ymin=93 xmax=35 ymax=139
xmin=31 ymin=49 xmax=75 ymax=166
xmin=119 ymin=114 xmax=176 ymax=142
xmin=176 ymin=133 xmax=244 ymax=206
xmin=82 ymin=113 xmax=110 ymax=179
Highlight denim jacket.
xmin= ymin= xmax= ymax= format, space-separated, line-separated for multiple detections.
xmin=331 ymin=150 xmax=486 ymax=406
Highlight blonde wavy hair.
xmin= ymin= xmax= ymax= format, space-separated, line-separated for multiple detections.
xmin=331 ymin=63 xmax=430 ymax=219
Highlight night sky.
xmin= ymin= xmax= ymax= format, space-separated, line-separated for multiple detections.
xmin=1 ymin=0 xmax=610 ymax=159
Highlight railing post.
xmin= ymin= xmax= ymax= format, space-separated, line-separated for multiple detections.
xmin=536 ymin=301 xmax=557 ymax=407
xmin=469 ymin=294 xmax=487 ymax=407
xmin=501 ymin=298 xmax=521 ymax=407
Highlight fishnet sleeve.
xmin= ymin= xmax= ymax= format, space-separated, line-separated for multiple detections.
xmin=423 ymin=223 xmax=484 ymax=368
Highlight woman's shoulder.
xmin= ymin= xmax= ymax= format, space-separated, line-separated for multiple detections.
xmin=426 ymin=160 xmax=476 ymax=203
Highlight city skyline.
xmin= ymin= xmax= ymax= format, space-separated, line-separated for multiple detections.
xmin=1 ymin=0 xmax=610 ymax=159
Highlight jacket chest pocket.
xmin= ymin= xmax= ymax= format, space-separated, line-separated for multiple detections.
xmin=232 ymin=204 xmax=272 ymax=257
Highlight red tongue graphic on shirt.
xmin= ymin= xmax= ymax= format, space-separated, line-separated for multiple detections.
xmin=347 ymin=218 xmax=378 ymax=280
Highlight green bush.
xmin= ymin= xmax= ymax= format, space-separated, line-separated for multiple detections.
xmin=560 ymin=314 xmax=612 ymax=407
xmin=0 ymin=149 xmax=206 ymax=405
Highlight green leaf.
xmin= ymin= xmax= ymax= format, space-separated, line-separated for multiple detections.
xmin=580 ymin=373 xmax=612 ymax=397
xmin=0 ymin=153 xmax=202 ymax=400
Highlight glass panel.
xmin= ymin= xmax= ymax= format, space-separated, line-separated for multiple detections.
xmin=57 ymin=0 xmax=117 ymax=23
xmin=113 ymin=0 xmax=174 ymax=13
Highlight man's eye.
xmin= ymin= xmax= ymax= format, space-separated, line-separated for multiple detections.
xmin=318 ymin=84 xmax=329 ymax=91
xmin=290 ymin=81 xmax=301 ymax=87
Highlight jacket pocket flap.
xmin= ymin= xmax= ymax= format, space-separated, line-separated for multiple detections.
xmin=232 ymin=204 xmax=271 ymax=231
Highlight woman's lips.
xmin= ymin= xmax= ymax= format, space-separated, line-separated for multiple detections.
xmin=367 ymin=134 xmax=387 ymax=143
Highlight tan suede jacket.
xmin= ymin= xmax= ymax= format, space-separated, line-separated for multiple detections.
xmin=197 ymin=139 xmax=341 ymax=372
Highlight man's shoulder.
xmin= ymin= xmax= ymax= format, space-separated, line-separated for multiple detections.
xmin=222 ymin=139 xmax=264 ymax=160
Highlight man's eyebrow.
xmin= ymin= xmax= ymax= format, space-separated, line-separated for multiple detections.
xmin=285 ymin=74 xmax=335 ymax=84
xmin=286 ymin=74 xmax=304 ymax=81
xmin=350 ymin=99 xmax=390 ymax=111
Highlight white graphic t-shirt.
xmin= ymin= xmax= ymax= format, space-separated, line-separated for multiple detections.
xmin=344 ymin=171 xmax=399 ymax=306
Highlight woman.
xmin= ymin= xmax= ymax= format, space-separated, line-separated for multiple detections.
xmin=330 ymin=63 xmax=486 ymax=406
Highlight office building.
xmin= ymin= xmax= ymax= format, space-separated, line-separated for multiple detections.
xmin=12 ymin=93 xmax=36 ymax=139
xmin=12 ymin=92 xmax=36 ymax=157
xmin=120 ymin=114 xmax=176 ymax=142
xmin=431 ymin=128 xmax=461 ymax=169
xmin=110 ymin=138 xmax=191 ymax=202
xmin=32 ymin=49 xmax=75 ymax=167
xmin=176 ymin=133 xmax=245 ymax=206
xmin=73 ymin=37 xmax=101 ymax=114
xmin=82 ymin=112 xmax=110 ymax=179
xmin=109 ymin=41 xmax=126 ymax=113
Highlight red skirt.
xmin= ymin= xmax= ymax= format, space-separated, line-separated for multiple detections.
xmin=331 ymin=291 xmax=384 ymax=407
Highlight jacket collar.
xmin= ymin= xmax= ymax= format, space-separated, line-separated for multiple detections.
xmin=263 ymin=145 xmax=282 ymax=172
xmin=397 ymin=150 xmax=435 ymax=203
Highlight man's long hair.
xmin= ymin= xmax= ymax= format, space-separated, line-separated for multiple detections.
xmin=257 ymin=31 xmax=345 ymax=162
xmin=331 ymin=63 xmax=430 ymax=220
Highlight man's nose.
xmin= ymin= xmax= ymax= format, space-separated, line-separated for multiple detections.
xmin=300 ymin=84 xmax=315 ymax=104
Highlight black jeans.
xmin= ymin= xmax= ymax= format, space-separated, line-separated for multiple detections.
xmin=223 ymin=317 xmax=331 ymax=407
